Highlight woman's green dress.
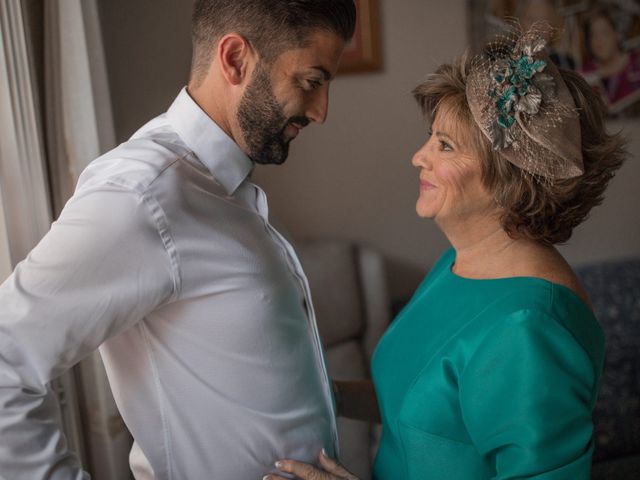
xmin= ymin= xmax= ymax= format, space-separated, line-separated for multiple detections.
xmin=371 ymin=248 xmax=604 ymax=479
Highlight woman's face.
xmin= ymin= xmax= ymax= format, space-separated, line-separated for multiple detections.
xmin=590 ymin=16 xmax=620 ymax=63
xmin=411 ymin=112 xmax=495 ymax=226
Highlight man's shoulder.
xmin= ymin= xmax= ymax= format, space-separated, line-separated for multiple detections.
xmin=76 ymin=118 xmax=194 ymax=195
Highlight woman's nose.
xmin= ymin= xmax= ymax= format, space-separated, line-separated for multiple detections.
xmin=411 ymin=141 xmax=431 ymax=169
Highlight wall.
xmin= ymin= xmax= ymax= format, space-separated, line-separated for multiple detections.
xmin=97 ymin=0 xmax=192 ymax=142
xmin=99 ymin=0 xmax=640 ymax=302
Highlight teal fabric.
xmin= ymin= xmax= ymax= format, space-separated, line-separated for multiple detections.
xmin=371 ymin=248 xmax=604 ymax=480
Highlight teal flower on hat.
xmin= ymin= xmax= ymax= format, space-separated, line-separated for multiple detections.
xmin=488 ymin=36 xmax=554 ymax=149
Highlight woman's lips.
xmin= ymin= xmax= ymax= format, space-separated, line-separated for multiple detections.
xmin=420 ymin=179 xmax=436 ymax=191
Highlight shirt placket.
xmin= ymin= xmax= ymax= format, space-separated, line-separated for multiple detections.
xmin=249 ymin=182 xmax=339 ymax=455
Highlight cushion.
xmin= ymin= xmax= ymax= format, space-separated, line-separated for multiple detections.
xmin=297 ymin=240 xmax=364 ymax=348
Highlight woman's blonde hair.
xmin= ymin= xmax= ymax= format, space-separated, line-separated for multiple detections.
xmin=413 ymin=53 xmax=626 ymax=245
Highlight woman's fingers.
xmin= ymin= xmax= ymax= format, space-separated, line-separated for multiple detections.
xmin=267 ymin=451 xmax=360 ymax=480
xmin=319 ymin=450 xmax=359 ymax=479
xmin=271 ymin=459 xmax=334 ymax=480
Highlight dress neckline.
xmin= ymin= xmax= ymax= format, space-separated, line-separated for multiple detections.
xmin=445 ymin=249 xmax=595 ymax=315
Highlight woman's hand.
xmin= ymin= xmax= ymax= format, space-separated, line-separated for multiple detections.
xmin=264 ymin=449 xmax=360 ymax=480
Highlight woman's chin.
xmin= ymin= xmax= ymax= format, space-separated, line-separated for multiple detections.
xmin=416 ymin=206 xmax=434 ymax=219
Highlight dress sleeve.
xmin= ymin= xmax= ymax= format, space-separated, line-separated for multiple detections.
xmin=0 ymin=186 xmax=178 ymax=479
xmin=459 ymin=309 xmax=599 ymax=479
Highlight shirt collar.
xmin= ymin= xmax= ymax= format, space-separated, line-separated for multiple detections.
xmin=166 ymin=87 xmax=253 ymax=195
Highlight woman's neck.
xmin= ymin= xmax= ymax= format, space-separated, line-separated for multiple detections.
xmin=440 ymin=214 xmax=545 ymax=279
xmin=438 ymin=212 xmax=591 ymax=306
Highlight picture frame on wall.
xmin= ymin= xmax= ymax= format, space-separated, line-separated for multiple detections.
xmin=468 ymin=0 xmax=640 ymax=116
xmin=339 ymin=0 xmax=382 ymax=74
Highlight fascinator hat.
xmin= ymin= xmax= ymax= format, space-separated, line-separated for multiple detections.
xmin=466 ymin=22 xmax=584 ymax=180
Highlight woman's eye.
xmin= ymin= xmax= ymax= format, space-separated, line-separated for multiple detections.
xmin=440 ymin=140 xmax=453 ymax=151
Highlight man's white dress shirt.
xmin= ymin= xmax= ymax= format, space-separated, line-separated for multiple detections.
xmin=0 ymin=88 xmax=338 ymax=479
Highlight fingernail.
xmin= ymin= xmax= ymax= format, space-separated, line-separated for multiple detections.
xmin=321 ymin=448 xmax=328 ymax=457
xmin=263 ymin=476 xmax=270 ymax=480
xmin=275 ymin=460 xmax=284 ymax=469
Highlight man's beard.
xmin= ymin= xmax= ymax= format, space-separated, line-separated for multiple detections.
xmin=237 ymin=64 xmax=309 ymax=165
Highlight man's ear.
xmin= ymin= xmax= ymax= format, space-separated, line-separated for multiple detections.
xmin=217 ymin=33 xmax=255 ymax=86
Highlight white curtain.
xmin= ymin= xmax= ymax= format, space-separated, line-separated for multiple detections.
xmin=0 ymin=193 xmax=11 ymax=282
xmin=0 ymin=0 xmax=88 ymax=469
xmin=44 ymin=1 xmax=132 ymax=479
xmin=45 ymin=0 xmax=115 ymax=205
xmin=2 ymin=0 xmax=131 ymax=478
xmin=0 ymin=0 xmax=52 ymax=261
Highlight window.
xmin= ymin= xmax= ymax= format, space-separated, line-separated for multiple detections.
xmin=0 ymin=191 xmax=11 ymax=282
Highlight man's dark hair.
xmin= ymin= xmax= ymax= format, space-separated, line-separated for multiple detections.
xmin=190 ymin=0 xmax=356 ymax=85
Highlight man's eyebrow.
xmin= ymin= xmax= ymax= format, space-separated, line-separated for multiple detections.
xmin=311 ymin=66 xmax=332 ymax=81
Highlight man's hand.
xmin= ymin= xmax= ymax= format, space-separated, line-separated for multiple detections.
xmin=264 ymin=449 xmax=360 ymax=480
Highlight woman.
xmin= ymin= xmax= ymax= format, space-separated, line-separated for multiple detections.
xmin=581 ymin=7 xmax=640 ymax=114
xmin=266 ymin=24 xmax=625 ymax=480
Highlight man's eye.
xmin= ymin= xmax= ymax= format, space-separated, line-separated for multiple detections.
xmin=306 ymin=80 xmax=322 ymax=90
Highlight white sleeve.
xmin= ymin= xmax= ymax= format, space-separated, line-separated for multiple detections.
xmin=0 ymin=185 xmax=178 ymax=479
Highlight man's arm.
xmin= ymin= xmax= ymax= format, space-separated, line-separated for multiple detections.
xmin=332 ymin=379 xmax=380 ymax=424
xmin=0 ymin=186 xmax=177 ymax=479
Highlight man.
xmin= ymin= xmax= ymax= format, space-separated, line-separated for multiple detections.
xmin=0 ymin=1 xmax=356 ymax=478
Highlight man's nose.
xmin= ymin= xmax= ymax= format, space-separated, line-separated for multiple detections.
xmin=306 ymin=87 xmax=329 ymax=124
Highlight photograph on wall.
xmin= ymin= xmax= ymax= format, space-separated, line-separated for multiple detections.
xmin=469 ymin=0 xmax=640 ymax=116
xmin=339 ymin=0 xmax=382 ymax=73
